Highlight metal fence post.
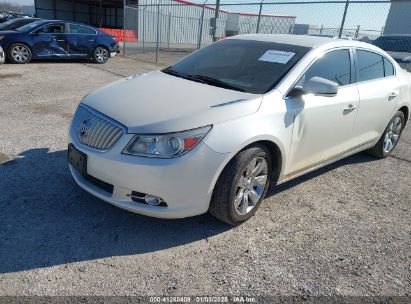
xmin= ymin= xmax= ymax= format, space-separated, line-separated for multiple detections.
xmin=197 ymin=4 xmax=205 ymax=49
xmin=142 ymin=6 xmax=146 ymax=54
xmin=167 ymin=12 xmax=171 ymax=49
xmin=155 ymin=4 xmax=160 ymax=63
xmin=123 ymin=0 xmax=126 ymax=56
xmin=212 ymin=0 xmax=220 ymax=42
xmin=256 ymin=1 xmax=263 ymax=34
xmin=338 ymin=0 xmax=349 ymax=38
xmin=355 ymin=25 xmax=360 ymax=38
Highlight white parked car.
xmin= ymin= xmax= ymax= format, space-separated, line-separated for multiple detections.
xmin=0 ymin=46 xmax=5 ymax=64
xmin=69 ymin=34 xmax=411 ymax=225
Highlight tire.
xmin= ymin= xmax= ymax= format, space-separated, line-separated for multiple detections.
xmin=92 ymin=46 xmax=109 ymax=64
xmin=8 ymin=43 xmax=32 ymax=64
xmin=209 ymin=144 xmax=273 ymax=225
xmin=366 ymin=111 xmax=405 ymax=158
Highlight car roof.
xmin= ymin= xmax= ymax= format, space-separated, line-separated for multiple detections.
xmin=228 ymin=34 xmax=335 ymax=48
xmin=40 ymin=20 xmax=97 ymax=28
xmin=9 ymin=17 xmax=39 ymax=21
xmin=379 ymin=34 xmax=411 ymax=38
xmin=228 ymin=33 xmax=381 ymax=51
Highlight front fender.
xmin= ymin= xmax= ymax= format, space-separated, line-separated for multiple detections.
xmin=203 ymin=91 xmax=294 ymax=189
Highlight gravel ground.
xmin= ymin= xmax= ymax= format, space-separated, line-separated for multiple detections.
xmin=0 ymin=56 xmax=410 ymax=298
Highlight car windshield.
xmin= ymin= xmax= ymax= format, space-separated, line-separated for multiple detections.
xmin=373 ymin=36 xmax=411 ymax=53
xmin=163 ymin=39 xmax=310 ymax=94
xmin=16 ymin=20 xmax=45 ymax=32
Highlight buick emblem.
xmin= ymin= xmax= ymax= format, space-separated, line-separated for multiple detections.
xmin=79 ymin=119 xmax=89 ymax=138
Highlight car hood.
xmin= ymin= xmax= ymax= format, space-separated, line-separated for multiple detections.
xmin=386 ymin=51 xmax=411 ymax=63
xmin=82 ymin=70 xmax=262 ymax=133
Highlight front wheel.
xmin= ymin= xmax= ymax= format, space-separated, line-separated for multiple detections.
xmin=8 ymin=43 xmax=32 ymax=64
xmin=92 ymin=46 xmax=109 ymax=64
xmin=209 ymin=144 xmax=272 ymax=225
xmin=366 ymin=111 xmax=405 ymax=158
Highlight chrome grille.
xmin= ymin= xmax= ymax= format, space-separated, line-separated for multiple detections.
xmin=71 ymin=104 xmax=125 ymax=150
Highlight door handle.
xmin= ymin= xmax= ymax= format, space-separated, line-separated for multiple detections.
xmin=388 ymin=91 xmax=398 ymax=101
xmin=57 ymin=39 xmax=65 ymax=42
xmin=343 ymin=104 xmax=356 ymax=114
xmin=88 ymin=39 xmax=95 ymax=42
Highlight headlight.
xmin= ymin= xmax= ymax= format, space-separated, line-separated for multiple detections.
xmin=122 ymin=126 xmax=212 ymax=158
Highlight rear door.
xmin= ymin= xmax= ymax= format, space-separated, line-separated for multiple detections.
xmin=31 ymin=23 xmax=68 ymax=58
xmin=66 ymin=23 xmax=97 ymax=58
xmin=286 ymin=49 xmax=360 ymax=175
xmin=352 ymin=49 xmax=399 ymax=144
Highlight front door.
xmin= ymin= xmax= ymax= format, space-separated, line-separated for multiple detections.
xmin=285 ymin=49 xmax=360 ymax=175
xmin=31 ymin=23 xmax=68 ymax=58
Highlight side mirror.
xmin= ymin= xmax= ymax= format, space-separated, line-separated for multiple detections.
xmin=287 ymin=76 xmax=338 ymax=98
xmin=302 ymin=76 xmax=338 ymax=96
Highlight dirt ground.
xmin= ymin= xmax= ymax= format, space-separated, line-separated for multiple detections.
xmin=0 ymin=55 xmax=410 ymax=298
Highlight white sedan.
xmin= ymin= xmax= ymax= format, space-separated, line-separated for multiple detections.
xmin=68 ymin=34 xmax=410 ymax=225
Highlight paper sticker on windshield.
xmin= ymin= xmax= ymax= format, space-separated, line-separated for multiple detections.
xmin=258 ymin=50 xmax=295 ymax=64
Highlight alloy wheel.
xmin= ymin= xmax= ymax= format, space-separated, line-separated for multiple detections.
xmin=234 ymin=157 xmax=268 ymax=216
xmin=95 ymin=47 xmax=108 ymax=63
xmin=383 ymin=116 xmax=402 ymax=153
xmin=11 ymin=45 xmax=29 ymax=63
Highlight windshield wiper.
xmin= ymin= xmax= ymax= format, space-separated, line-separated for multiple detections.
xmin=162 ymin=69 xmax=245 ymax=92
xmin=186 ymin=74 xmax=245 ymax=92
xmin=162 ymin=67 xmax=187 ymax=79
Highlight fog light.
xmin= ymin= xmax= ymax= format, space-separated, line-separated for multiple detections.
xmin=144 ymin=195 xmax=164 ymax=206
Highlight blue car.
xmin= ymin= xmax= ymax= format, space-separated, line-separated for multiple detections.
xmin=0 ymin=20 xmax=119 ymax=64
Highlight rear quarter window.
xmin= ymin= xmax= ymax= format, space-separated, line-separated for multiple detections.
xmin=383 ymin=57 xmax=395 ymax=77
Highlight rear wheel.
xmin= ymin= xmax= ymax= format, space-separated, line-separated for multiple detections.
xmin=8 ymin=43 xmax=32 ymax=64
xmin=209 ymin=144 xmax=272 ymax=225
xmin=92 ymin=46 xmax=109 ymax=64
xmin=366 ymin=111 xmax=405 ymax=158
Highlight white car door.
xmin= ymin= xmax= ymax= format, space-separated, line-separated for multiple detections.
xmin=352 ymin=50 xmax=399 ymax=144
xmin=285 ymin=49 xmax=360 ymax=176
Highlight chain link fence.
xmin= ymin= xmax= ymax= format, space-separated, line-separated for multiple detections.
xmin=122 ymin=0 xmax=411 ymax=67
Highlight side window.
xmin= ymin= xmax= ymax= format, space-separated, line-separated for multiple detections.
xmin=357 ymin=50 xmax=384 ymax=82
xmin=39 ymin=24 xmax=65 ymax=34
xmin=383 ymin=57 xmax=395 ymax=77
xmin=69 ymin=24 xmax=96 ymax=35
xmin=299 ymin=49 xmax=351 ymax=87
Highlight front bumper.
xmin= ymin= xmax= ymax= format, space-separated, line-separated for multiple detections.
xmin=69 ymin=133 xmax=229 ymax=219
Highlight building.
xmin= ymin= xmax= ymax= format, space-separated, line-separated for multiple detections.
xmin=35 ymin=0 xmax=124 ymax=28
xmin=384 ymin=0 xmax=411 ymax=35
xmin=34 ymin=0 xmax=295 ymax=35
